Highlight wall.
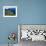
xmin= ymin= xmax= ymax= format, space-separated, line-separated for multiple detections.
xmin=0 ymin=0 xmax=46 ymax=44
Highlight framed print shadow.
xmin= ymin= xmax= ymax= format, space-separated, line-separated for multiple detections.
xmin=3 ymin=6 xmax=17 ymax=17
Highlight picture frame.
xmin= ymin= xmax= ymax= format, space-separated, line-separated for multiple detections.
xmin=3 ymin=6 xmax=17 ymax=17
xmin=18 ymin=24 xmax=46 ymax=42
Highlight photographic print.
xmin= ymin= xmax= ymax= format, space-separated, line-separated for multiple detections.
xmin=18 ymin=24 xmax=46 ymax=41
xmin=3 ymin=6 xmax=17 ymax=17
xmin=18 ymin=24 xmax=46 ymax=46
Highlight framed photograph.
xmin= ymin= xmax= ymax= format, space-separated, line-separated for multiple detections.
xmin=3 ymin=6 xmax=17 ymax=17
xmin=18 ymin=24 xmax=46 ymax=42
